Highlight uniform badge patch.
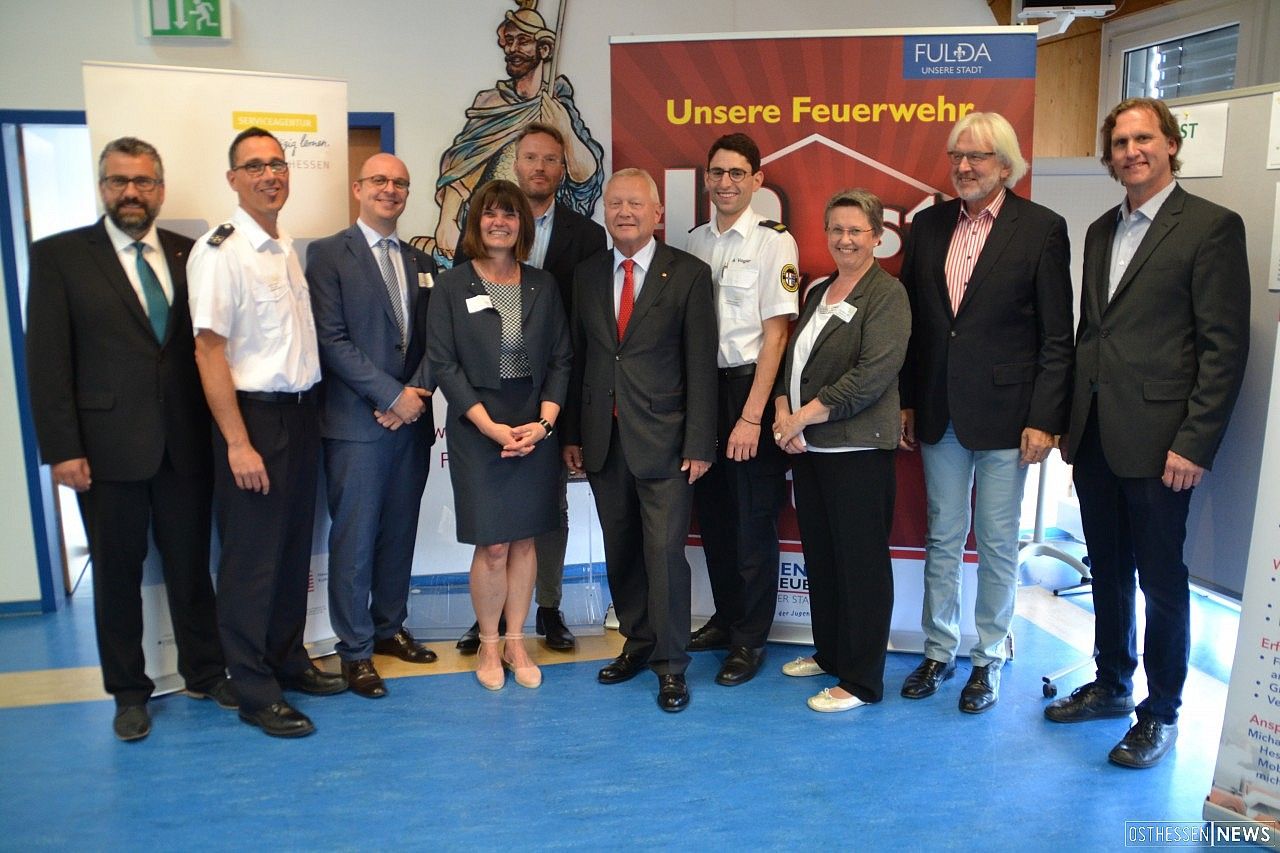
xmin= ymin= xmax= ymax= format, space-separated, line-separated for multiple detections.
xmin=780 ymin=263 xmax=800 ymax=293
xmin=207 ymin=223 xmax=235 ymax=246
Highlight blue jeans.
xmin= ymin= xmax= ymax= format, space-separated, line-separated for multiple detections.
xmin=920 ymin=424 xmax=1028 ymax=667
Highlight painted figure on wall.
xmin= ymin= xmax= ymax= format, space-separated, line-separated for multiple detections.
xmin=425 ymin=0 xmax=604 ymax=265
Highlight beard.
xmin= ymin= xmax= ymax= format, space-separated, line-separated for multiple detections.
xmin=505 ymin=51 xmax=538 ymax=79
xmin=106 ymin=196 xmax=158 ymax=237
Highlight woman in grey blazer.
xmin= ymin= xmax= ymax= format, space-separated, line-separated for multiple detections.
xmin=427 ymin=180 xmax=572 ymax=691
xmin=771 ymin=188 xmax=910 ymax=713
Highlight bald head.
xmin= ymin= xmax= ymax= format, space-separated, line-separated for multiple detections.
xmin=354 ymin=153 xmax=411 ymax=235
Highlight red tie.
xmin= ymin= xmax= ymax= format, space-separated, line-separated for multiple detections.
xmin=617 ymin=258 xmax=635 ymax=342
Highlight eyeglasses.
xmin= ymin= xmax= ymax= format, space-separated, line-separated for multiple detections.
xmin=518 ymin=153 xmax=563 ymax=167
xmin=826 ymin=225 xmax=873 ymax=238
xmin=357 ymin=175 xmax=410 ymax=191
xmin=101 ymin=175 xmax=162 ymax=192
xmin=947 ymin=150 xmax=996 ymax=165
xmin=231 ymin=159 xmax=289 ymax=177
xmin=706 ymin=167 xmax=751 ymax=183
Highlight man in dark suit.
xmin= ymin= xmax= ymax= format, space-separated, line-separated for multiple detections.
xmin=562 ymin=168 xmax=717 ymax=712
xmin=453 ymin=122 xmax=606 ymax=653
xmin=899 ymin=112 xmax=1074 ymax=714
xmin=1047 ymin=97 xmax=1249 ymax=768
xmin=25 ymin=136 xmax=231 ymax=741
xmin=306 ymin=153 xmax=440 ymax=698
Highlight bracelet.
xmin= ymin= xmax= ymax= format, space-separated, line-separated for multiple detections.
xmin=739 ymin=416 xmax=761 ymax=426
xmin=537 ymin=418 xmax=554 ymax=438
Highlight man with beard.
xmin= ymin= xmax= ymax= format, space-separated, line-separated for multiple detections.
xmin=26 ymin=137 xmax=232 ymax=741
xmin=452 ymin=122 xmax=606 ymax=653
xmin=428 ymin=0 xmax=603 ymax=262
xmin=898 ymin=112 xmax=1074 ymax=714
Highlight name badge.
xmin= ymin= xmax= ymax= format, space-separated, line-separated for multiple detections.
xmin=418 ymin=272 xmax=434 ymax=289
xmin=832 ymin=302 xmax=857 ymax=323
xmin=465 ymin=294 xmax=494 ymax=313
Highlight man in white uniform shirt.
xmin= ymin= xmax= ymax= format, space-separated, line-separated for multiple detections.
xmin=189 ymin=127 xmax=347 ymax=739
xmin=685 ymin=133 xmax=799 ymax=685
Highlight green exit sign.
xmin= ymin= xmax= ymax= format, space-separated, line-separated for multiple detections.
xmin=147 ymin=0 xmax=230 ymax=39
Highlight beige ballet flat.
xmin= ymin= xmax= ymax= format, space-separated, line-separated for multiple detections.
xmin=502 ymin=634 xmax=542 ymax=689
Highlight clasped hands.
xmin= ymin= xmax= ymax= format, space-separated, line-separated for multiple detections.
xmin=374 ymin=386 xmax=431 ymax=430
xmin=487 ymin=421 xmax=549 ymax=459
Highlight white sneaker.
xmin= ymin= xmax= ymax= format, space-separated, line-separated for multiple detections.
xmin=782 ymin=657 xmax=823 ymax=677
xmin=807 ymin=688 xmax=867 ymax=713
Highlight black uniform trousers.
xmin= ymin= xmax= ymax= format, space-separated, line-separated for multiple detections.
xmin=76 ymin=452 xmax=222 ymax=707
xmin=213 ymin=393 xmax=319 ymax=712
xmin=791 ymin=449 xmax=895 ymax=702
xmin=692 ymin=367 xmax=788 ymax=647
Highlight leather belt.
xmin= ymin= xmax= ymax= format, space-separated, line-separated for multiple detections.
xmin=719 ymin=364 xmax=757 ymax=379
xmin=237 ymin=388 xmax=316 ymax=404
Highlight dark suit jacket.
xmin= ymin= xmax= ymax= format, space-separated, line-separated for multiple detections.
xmin=775 ymin=263 xmax=910 ymax=450
xmin=562 ymin=241 xmax=717 ymax=477
xmin=25 ymin=218 xmax=210 ymax=481
xmin=1066 ymin=184 xmax=1249 ymax=477
xmin=455 ymin=200 xmax=607 ymax=312
xmin=425 ymin=260 xmax=572 ymax=415
xmin=899 ymin=192 xmax=1075 ymax=449
xmin=306 ymin=226 xmax=438 ymax=444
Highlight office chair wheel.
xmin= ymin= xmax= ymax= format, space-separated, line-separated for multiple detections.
xmin=1042 ymin=681 xmax=1057 ymax=698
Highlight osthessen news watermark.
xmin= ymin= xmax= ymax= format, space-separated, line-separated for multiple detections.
xmin=1125 ymin=821 xmax=1273 ymax=846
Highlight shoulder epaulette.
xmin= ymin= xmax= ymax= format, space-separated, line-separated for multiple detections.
xmin=688 ymin=223 xmax=702 ymax=234
xmin=759 ymin=219 xmax=789 ymax=233
xmin=207 ymin=223 xmax=235 ymax=246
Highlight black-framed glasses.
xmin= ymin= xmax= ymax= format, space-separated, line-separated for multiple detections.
xmin=231 ymin=159 xmax=289 ymax=177
xmin=706 ymin=167 xmax=751 ymax=182
xmin=100 ymin=175 xmax=162 ymax=192
xmin=356 ymin=175 xmax=410 ymax=191
xmin=946 ymin=150 xmax=996 ymax=165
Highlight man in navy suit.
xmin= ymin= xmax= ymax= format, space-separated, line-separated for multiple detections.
xmin=899 ymin=113 xmax=1074 ymax=714
xmin=453 ymin=122 xmax=607 ymax=653
xmin=26 ymin=137 xmax=231 ymax=741
xmin=1047 ymin=97 xmax=1249 ymax=768
xmin=307 ymin=153 xmax=440 ymax=698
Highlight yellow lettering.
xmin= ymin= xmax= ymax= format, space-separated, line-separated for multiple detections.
xmin=667 ymin=98 xmax=691 ymax=125
xmin=792 ymin=96 xmax=812 ymax=122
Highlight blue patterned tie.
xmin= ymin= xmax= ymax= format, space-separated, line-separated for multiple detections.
xmin=377 ymin=238 xmax=407 ymax=350
xmin=132 ymin=242 xmax=168 ymax=341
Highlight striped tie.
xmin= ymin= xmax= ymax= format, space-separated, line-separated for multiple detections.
xmin=377 ymin=238 xmax=406 ymax=352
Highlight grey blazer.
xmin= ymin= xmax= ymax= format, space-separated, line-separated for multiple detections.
xmin=775 ymin=263 xmax=910 ymax=450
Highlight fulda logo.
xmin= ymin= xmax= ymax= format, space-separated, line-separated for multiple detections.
xmin=914 ymin=42 xmax=993 ymax=64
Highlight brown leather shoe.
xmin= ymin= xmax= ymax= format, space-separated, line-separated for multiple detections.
xmin=341 ymin=658 xmax=387 ymax=699
xmin=374 ymin=628 xmax=438 ymax=664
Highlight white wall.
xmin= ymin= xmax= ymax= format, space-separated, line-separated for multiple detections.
xmin=0 ymin=0 xmax=996 ymax=605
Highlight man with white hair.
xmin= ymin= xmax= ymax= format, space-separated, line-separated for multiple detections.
xmin=898 ymin=112 xmax=1074 ymax=713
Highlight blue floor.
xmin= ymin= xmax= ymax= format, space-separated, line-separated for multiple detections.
xmin=0 ymin=595 xmax=1235 ymax=851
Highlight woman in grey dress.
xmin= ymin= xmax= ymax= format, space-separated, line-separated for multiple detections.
xmin=427 ymin=180 xmax=572 ymax=691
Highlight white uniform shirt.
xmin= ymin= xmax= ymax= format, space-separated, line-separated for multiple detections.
xmin=188 ymin=207 xmax=320 ymax=392
xmin=686 ymin=205 xmax=799 ymax=368
xmin=103 ymin=216 xmax=173 ymax=313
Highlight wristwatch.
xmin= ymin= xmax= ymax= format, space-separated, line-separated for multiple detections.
xmin=537 ymin=418 xmax=554 ymax=438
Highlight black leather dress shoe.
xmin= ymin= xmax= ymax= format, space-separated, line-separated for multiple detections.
xmin=715 ymin=646 xmax=766 ymax=686
xmin=1044 ymin=681 xmax=1135 ymax=723
xmin=239 ymin=701 xmax=316 ymax=738
xmin=342 ymin=658 xmax=388 ymax=698
xmin=113 ymin=705 xmax=151 ymax=742
xmin=959 ymin=664 xmax=1000 ymax=713
xmin=657 ymin=674 xmax=690 ymax=712
xmin=598 ymin=653 xmax=648 ymax=684
xmin=187 ymin=677 xmax=238 ymax=710
xmin=900 ymin=658 xmax=956 ymax=699
xmin=1109 ymin=718 xmax=1178 ymax=768
xmin=280 ymin=666 xmax=348 ymax=696
xmin=536 ymin=607 xmax=576 ymax=651
xmin=457 ymin=616 xmax=507 ymax=655
xmin=687 ymin=622 xmax=730 ymax=652
xmin=374 ymin=628 xmax=438 ymax=664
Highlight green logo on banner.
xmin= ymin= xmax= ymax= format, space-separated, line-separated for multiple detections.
xmin=149 ymin=0 xmax=224 ymax=38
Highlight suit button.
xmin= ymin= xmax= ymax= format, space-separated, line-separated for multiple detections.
xmin=1100 ymin=329 xmax=1110 ymax=338
xmin=950 ymin=331 xmax=957 ymax=338
xmin=614 ymin=355 xmax=620 ymax=361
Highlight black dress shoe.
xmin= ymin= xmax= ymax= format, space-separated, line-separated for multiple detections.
xmin=280 ymin=666 xmax=348 ymax=696
xmin=536 ymin=607 xmax=576 ymax=651
xmin=657 ymin=674 xmax=689 ymax=712
xmin=900 ymin=658 xmax=956 ymax=699
xmin=373 ymin=628 xmax=438 ymax=664
xmin=457 ymin=616 xmax=507 ymax=654
xmin=187 ymin=677 xmax=238 ymax=710
xmin=1109 ymin=718 xmax=1178 ymax=768
xmin=959 ymin=664 xmax=1000 ymax=713
xmin=113 ymin=705 xmax=151 ymax=742
xmin=687 ymin=622 xmax=730 ymax=652
xmin=342 ymin=658 xmax=388 ymax=698
xmin=1044 ymin=680 xmax=1135 ymax=723
xmin=598 ymin=652 xmax=648 ymax=684
xmin=239 ymin=701 xmax=316 ymax=738
xmin=715 ymin=646 xmax=766 ymax=686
